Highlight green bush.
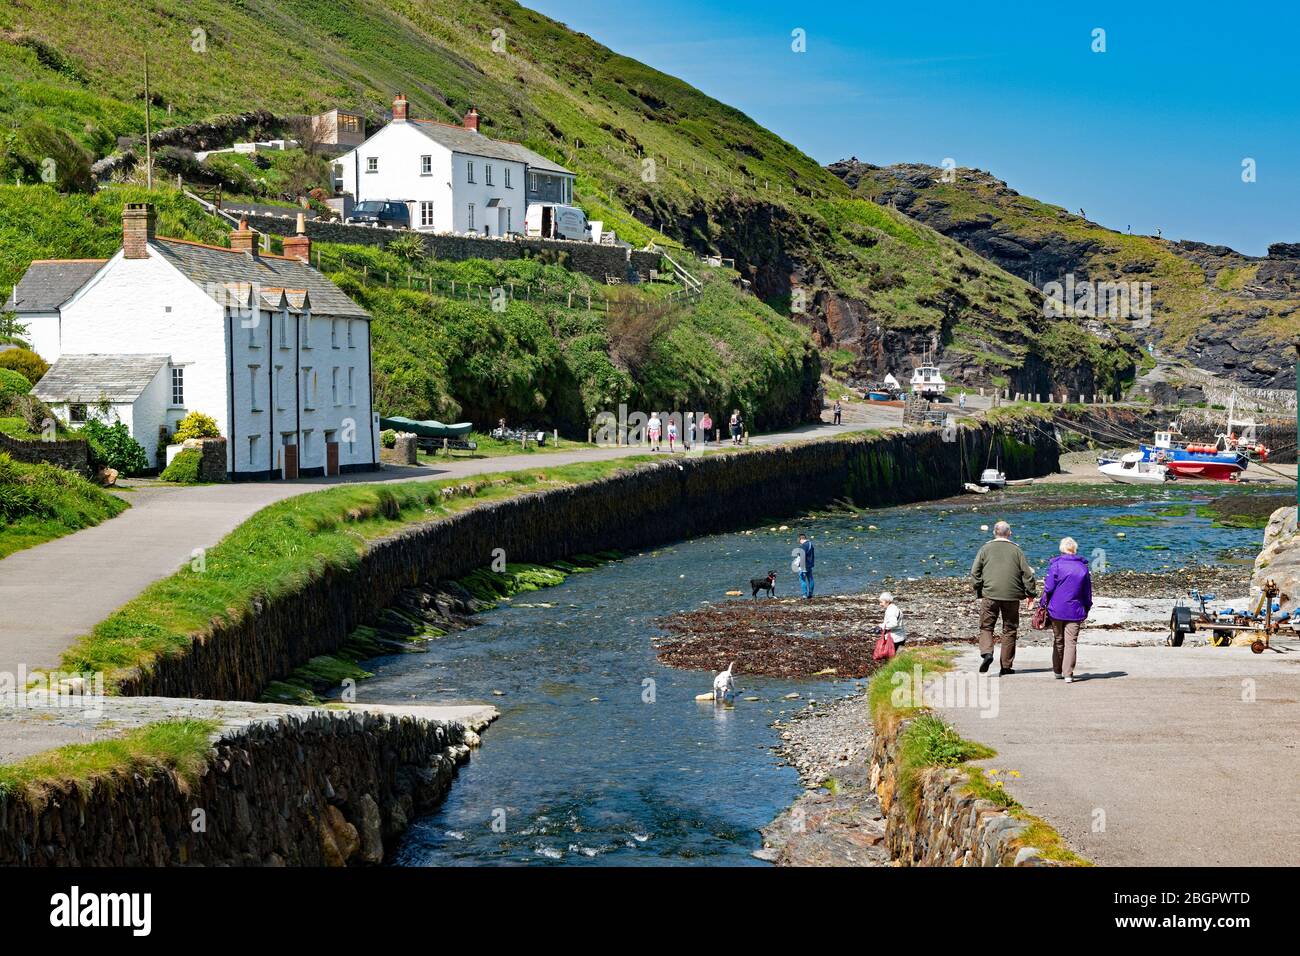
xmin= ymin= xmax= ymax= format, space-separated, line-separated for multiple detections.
xmin=172 ymin=410 xmax=220 ymax=442
xmin=0 ymin=367 xmax=31 ymax=398
xmin=0 ymin=347 xmax=49 ymax=385
xmin=160 ymin=448 xmax=202 ymax=483
xmin=78 ymin=419 xmax=150 ymax=476
xmin=380 ymin=428 xmax=397 ymax=448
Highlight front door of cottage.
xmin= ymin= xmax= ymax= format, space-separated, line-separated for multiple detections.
xmin=326 ymin=440 xmax=339 ymax=476
xmin=283 ymin=442 xmax=299 ymax=480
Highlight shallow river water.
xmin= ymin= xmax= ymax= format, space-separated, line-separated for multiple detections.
xmin=354 ymin=484 xmax=1265 ymax=866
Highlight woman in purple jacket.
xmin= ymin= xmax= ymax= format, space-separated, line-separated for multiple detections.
xmin=1041 ymin=536 xmax=1092 ymax=683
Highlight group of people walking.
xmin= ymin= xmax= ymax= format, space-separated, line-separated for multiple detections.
xmin=644 ymin=409 xmax=747 ymax=451
xmin=783 ymin=520 xmax=1092 ymax=680
xmin=971 ymin=520 xmax=1092 ymax=682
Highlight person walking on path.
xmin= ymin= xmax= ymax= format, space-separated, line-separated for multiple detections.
xmin=833 ymin=400 xmax=842 ymax=425
xmin=647 ymin=412 xmax=662 ymax=451
xmin=700 ymin=412 xmax=712 ymax=446
xmin=729 ymin=409 xmax=743 ymax=445
xmin=970 ymin=520 xmax=1037 ymax=675
xmin=796 ymin=532 xmax=815 ymax=599
xmin=666 ymin=418 xmax=678 ymax=453
xmin=1041 ymin=536 xmax=1092 ymax=683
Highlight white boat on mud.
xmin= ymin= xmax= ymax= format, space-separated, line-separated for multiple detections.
xmin=1099 ymin=451 xmax=1171 ymax=484
xmin=978 ymin=467 xmax=1007 ymax=489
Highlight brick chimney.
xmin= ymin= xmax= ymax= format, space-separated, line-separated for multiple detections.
xmin=122 ymin=203 xmax=155 ymax=259
xmin=230 ymin=218 xmax=259 ymax=256
xmin=462 ymin=107 xmax=480 ymax=132
xmin=392 ymin=93 xmax=409 ymax=122
xmin=282 ymin=213 xmax=311 ymax=263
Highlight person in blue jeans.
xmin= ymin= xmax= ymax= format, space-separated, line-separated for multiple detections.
xmin=797 ymin=533 xmax=815 ymax=599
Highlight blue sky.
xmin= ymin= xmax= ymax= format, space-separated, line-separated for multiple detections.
xmin=529 ymin=0 xmax=1298 ymax=255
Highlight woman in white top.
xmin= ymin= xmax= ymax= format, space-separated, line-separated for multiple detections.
xmin=647 ymin=413 xmax=662 ymax=451
xmin=879 ymin=591 xmax=906 ymax=646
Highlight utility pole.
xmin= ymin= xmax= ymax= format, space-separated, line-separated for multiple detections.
xmin=143 ymin=47 xmax=153 ymax=190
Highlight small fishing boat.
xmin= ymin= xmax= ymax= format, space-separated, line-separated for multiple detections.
xmin=910 ymin=348 xmax=946 ymax=397
xmin=1136 ymin=395 xmax=1266 ymax=481
xmin=1099 ymin=451 xmax=1171 ymax=484
xmin=978 ymin=467 xmax=1007 ymax=489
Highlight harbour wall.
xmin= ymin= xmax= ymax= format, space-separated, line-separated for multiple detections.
xmin=116 ymin=412 xmax=1060 ymax=701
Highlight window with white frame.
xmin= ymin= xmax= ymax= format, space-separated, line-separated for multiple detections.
xmin=70 ymin=403 xmax=88 ymax=423
xmin=331 ymin=366 xmax=339 ymax=406
xmin=303 ymin=367 xmax=314 ymax=408
xmin=170 ymin=367 xmax=184 ymax=406
xmin=366 ymin=156 xmax=378 ymax=173
xmin=420 ymin=201 xmax=434 ymax=228
xmin=331 ymin=319 xmax=339 ymax=348
xmin=248 ymin=434 xmax=258 ymax=465
xmin=467 ymin=203 xmax=475 ymax=230
xmin=505 ymin=207 xmax=512 ymax=233
xmin=275 ymin=365 xmax=286 ymax=411
xmin=302 ymin=312 xmax=312 ymax=348
xmin=504 ymin=167 xmax=512 ymax=189
xmin=347 ymin=320 xmax=354 ymax=348
xmin=529 ymin=172 xmax=539 ymax=193
xmin=347 ymin=366 xmax=355 ymax=405
xmin=248 ymin=365 xmax=261 ymax=411
xmin=485 ymin=164 xmax=493 ymax=186
xmin=279 ymin=309 xmax=289 ymax=348
xmin=466 ymin=160 xmax=475 ymax=183
xmin=420 ymin=155 xmax=432 ymax=175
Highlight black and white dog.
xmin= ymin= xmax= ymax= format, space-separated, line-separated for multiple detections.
xmin=750 ymin=571 xmax=777 ymax=599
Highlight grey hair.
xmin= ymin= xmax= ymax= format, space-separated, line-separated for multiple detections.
xmin=1059 ymin=536 xmax=1078 ymax=554
xmin=993 ymin=521 xmax=1012 ymax=538
xmin=879 ymin=591 xmax=893 ymax=603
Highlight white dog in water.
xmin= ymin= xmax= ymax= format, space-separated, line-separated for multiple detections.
xmin=713 ymin=661 xmax=737 ymax=703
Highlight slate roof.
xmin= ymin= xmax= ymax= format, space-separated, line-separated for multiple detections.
xmin=3 ymin=260 xmax=107 ymax=312
xmin=32 ymin=354 xmax=170 ymax=403
xmin=408 ymin=121 xmax=573 ymax=175
xmin=151 ymin=238 xmax=369 ymax=318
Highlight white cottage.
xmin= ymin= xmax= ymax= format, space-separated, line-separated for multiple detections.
xmin=334 ymin=94 xmax=576 ymax=236
xmin=16 ymin=203 xmax=379 ymax=480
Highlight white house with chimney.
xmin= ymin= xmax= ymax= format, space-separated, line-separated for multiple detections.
xmin=8 ymin=204 xmax=379 ymax=480
xmin=333 ymin=94 xmax=577 ymax=236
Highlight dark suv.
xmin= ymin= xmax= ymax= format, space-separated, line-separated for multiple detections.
xmin=347 ymin=200 xmax=411 ymax=228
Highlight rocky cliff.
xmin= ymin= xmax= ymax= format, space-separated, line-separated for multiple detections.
xmin=1255 ymin=506 xmax=1300 ymax=618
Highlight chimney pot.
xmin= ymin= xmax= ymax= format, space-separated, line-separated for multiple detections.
xmin=122 ymin=202 xmax=156 ymax=259
xmin=392 ymin=93 xmax=409 ymax=122
xmin=463 ymin=107 xmax=480 ymax=132
xmin=282 ymin=213 xmax=312 ymax=263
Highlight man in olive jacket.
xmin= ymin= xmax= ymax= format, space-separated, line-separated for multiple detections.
xmin=971 ymin=520 xmax=1037 ymax=675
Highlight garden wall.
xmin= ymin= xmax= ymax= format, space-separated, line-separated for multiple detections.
xmin=114 ymin=413 xmax=1059 ymax=701
xmin=0 ymin=431 xmax=91 ymax=476
xmin=243 ymin=212 xmax=662 ymax=283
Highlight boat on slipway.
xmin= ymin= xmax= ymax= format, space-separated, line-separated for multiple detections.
xmin=1136 ymin=396 xmax=1269 ymax=482
xmin=1099 ymin=451 xmax=1171 ymax=484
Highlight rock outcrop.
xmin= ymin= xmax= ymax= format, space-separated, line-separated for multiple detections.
xmin=1254 ymin=506 xmax=1300 ymax=617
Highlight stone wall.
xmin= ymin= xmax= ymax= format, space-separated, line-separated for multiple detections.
xmin=0 ymin=431 xmax=91 ymax=476
xmin=870 ymin=714 xmax=1055 ymax=867
xmin=0 ymin=707 xmax=480 ymax=867
xmin=380 ymin=434 xmax=418 ymax=465
xmin=114 ymin=413 xmax=1060 ymax=701
xmin=243 ymin=212 xmax=663 ymax=283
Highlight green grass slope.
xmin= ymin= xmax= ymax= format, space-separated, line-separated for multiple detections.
xmin=0 ymin=0 xmax=1134 ymax=393
xmin=0 ymin=451 xmax=127 ymax=558
xmin=834 ymin=161 xmax=1298 ymax=390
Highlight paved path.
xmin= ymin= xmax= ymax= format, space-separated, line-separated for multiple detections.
xmin=0 ymin=415 xmax=896 ymax=681
xmin=936 ymin=639 xmax=1300 ymax=866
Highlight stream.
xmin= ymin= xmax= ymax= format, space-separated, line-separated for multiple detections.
xmin=351 ymin=483 xmax=1267 ymax=866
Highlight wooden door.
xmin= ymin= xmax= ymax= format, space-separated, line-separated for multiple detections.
xmin=326 ymin=441 xmax=340 ymax=477
xmin=283 ymin=443 xmax=299 ymax=480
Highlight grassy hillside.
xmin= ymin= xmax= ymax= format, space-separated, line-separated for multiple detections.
xmin=0 ymin=0 xmax=1136 ymax=393
xmin=835 ymin=161 xmax=1298 ymax=390
xmin=0 ymin=185 xmax=819 ymax=432
xmin=0 ymin=452 xmax=127 ymax=558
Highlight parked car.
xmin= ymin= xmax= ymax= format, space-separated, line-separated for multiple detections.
xmin=347 ymin=200 xmax=411 ymax=228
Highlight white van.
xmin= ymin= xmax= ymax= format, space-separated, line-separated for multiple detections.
xmin=525 ymin=203 xmax=589 ymax=242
